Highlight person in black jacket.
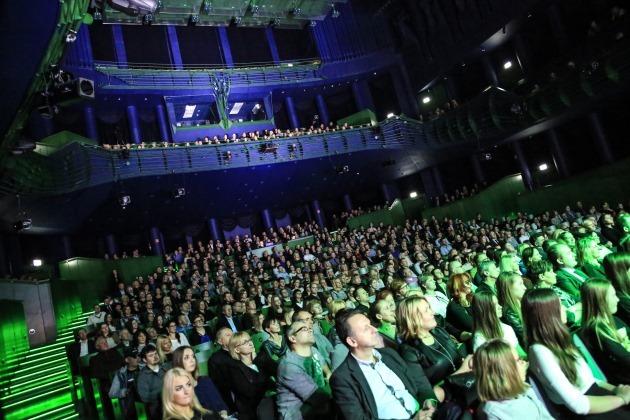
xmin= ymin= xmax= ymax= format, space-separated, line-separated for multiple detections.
xmin=330 ymin=308 xmax=439 ymax=419
xmin=207 ymin=328 xmax=236 ymax=413
xmin=67 ymin=328 xmax=96 ymax=374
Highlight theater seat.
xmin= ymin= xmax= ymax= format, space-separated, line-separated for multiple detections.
xmin=572 ymin=333 xmax=607 ymax=382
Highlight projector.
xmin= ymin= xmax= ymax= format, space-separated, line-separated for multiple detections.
xmin=13 ymin=219 xmax=32 ymax=232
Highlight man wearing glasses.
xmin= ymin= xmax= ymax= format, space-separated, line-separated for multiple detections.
xmin=330 ymin=309 xmax=439 ymax=420
xmin=277 ymin=321 xmax=333 ymax=419
xmin=293 ymin=310 xmax=333 ymax=367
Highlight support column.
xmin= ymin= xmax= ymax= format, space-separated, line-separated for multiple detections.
xmin=547 ymin=128 xmax=570 ymax=178
xmin=217 ymin=28 xmax=234 ymax=68
xmin=587 ymin=112 xmax=614 ymax=164
xmin=343 ymin=194 xmax=353 ymax=212
xmin=513 ymin=141 xmax=534 ymax=191
xmin=126 ymin=105 xmax=141 ymax=144
xmin=265 ymin=28 xmax=280 ymax=65
xmin=208 ymin=219 xmax=224 ymax=242
xmin=156 ymin=104 xmax=170 ymax=142
xmin=315 ymin=94 xmax=330 ymax=126
xmin=432 ymin=166 xmax=445 ymax=197
xmin=61 ymin=236 xmax=73 ymax=261
xmin=481 ymin=55 xmax=498 ymax=87
xmin=111 ymin=25 xmax=128 ymax=68
xmin=311 ymin=200 xmax=326 ymax=228
xmin=105 ymin=234 xmax=117 ymax=257
xmin=470 ymin=154 xmax=485 ymax=185
xmin=391 ymin=67 xmax=415 ymax=117
xmin=351 ymin=80 xmax=375 ymax=112
xmin=261 ymin=209 xmax=276 ymax=232
xmin=149 ymin=227 xmax=164 ymax=256
xmin=84 ymin=107 xmax=99 ymax=142
xmin=166 ymin=26 xmax=183 ymax=70
xmin=284 ymin=96 xmax=299 ymax=129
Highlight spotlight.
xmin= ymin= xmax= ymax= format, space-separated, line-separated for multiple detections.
xmin=189 ymin=14 xmax=199 ymax=25
xmin=422 ymin=97 xmax=431 ymax=104
xmin=410 ymin=192 xmax=418 ymax=198
xmin=309 ymin=20 xmax=317 ymax=27
xmin=331 ymin=4 xmax=340 ymax=18
xmin=93 ymin=10 xmax=103 ymax=21
xmin=119 ymin=195 xmax=131 ymax=208
xmin=203 ymin=1 xmax=212 ymax=12
xmin=66 ymin=30 xmax=77 ymax=43
xmin=33 ymin=259 xmax=43 ymax=267
xmin=336 ymin=165 xmax=349 ymax=174
xmin=270 ymin=18 xmax=281 ymax=27
xmin=251 ymin=5 xmax=259 ymax=13
xmin=143 ymin=13 xmax=153 ymax=24
xmin=293 ymin=8 xmax=301 ymax=15
xmin=173 ymin=188 xmax=186 ymax=198
xmin=539 ymin=163 xmax=548 ymax=171
xmin=386 ymin=112 xmax=395 ymax=118
xmin=503 ymin=61 xmax=512 ymax=69
xmin=13 ymin=219 xmax=32 ymax=232
xmin=230 ymin=16 xmax=241 ymax=26
xmin=288 ymin=143 xmax=297 ymax=153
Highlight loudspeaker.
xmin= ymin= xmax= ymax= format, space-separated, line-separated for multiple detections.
xmin=77 ymin=78 xmax=95 ymax=99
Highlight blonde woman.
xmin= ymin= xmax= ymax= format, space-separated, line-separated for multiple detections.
xmin=156 ymin=334 xmax=174 ymax=364
xmin=162 ymin=367 xmax=218 ymax=419
xmin=474 ymin=339 xmax=552 ymax=419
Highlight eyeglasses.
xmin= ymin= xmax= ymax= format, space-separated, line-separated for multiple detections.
xmin=237 ymin=339 xmax=253 ymax=347
xmin=294 ymin=326 xmax=314 ymax=334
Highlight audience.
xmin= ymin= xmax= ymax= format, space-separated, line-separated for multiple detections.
xmin=65 ymin=197 xmax=630 ymax=418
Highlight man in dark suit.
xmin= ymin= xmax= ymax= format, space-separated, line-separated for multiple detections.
xmin=216 ymin=303 xmax=243 ymax=332
xmin=330 ymin=309 xmax=438 ymax=420
xmin=67 ymin=327 xmax=96 ymax=375
xmin=208 ymin=328 xmax=236 ymax=413
xmin=548 ymin=243 xmax=588 ymax=303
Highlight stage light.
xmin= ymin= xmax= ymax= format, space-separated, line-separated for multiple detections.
xmin=119 ymin=195 xmax=131 ymax=208
xmin=173 ymin=188 xmax=186 ymax=198
xmin=422 ymin=97 xmax=431 ymax=104
xmin=309 ymin=20 xmax=317 ymax=27
xmin=33 ymin=259 xmax=42 ymax=267
xmin=203 ymin=1 xmax=212 ymax=12
xmin=66 ymin=30 xmax=77 ymax=43
xmin=410 ymin=192 xmax=418 ymax=198
xmin=387 ymin=112 xmax=395 ymax=118
xmin=13 ymin=219 xmax=32 ymax=232
xmin=504 ymin=61 xmax=512 ymax=69
xmin=539 ymin=163 xmax=548 ymax=171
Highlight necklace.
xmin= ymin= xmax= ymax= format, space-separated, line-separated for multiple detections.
xmin=426 ymin=336 xmax=456 ymax=372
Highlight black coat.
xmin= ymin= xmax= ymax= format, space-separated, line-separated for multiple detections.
xmin=216 ymin=314 xmax=243 ymax=332
xmin=227 ymin=357 xmax=275 ymax=420
xmin=330 ymin=347 xmax=436 ymax=420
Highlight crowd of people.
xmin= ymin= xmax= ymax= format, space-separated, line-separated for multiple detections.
xmin=68 ymin=197 xmax=630 ymax=419
xmin=103 ymin=120 xmax=357 ymax=151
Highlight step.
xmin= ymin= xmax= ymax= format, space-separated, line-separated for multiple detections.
xmin=0 ymin=377 xmax=69 ymax=406
xmin=4 ymin=388 xmax=74 ymax=419
xmin=27 ymin=402 xmax=77 ymax=420
xmin=6 ymin=371 xmax=68 ymax=395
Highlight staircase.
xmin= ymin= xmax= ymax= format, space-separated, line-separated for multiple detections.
xmin=0 ymin=312 xmax=91 ymax=419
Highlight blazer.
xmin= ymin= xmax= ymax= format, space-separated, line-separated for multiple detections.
xmin=216 ymin=314 xmax=243 ymax=332
xmin=228 ymin=357 xmax=275 ymax=420
xmin=555 ymin=269 xmax=588 ymax=303
xmin=330 ymin=347 xmax=436 ymax=420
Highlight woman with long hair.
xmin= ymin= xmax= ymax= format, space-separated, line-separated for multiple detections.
xmin=577 ymin=237 xmax=607 ymax=279
xmin=603 ymin=252 xmax=630 ymax=326
xmin=161 ymin=367 xmax=219 ymax=419
xmin=133 ymin=329 xmax=148 ymax=355
xmin=522 ymin=288 xmax=630 ymax=417
xmin=528 ymin=259 xmax=582 ymax=325
xmin=97 ymin=323 xmax=120 ymax=348
xmin=496 ymin=272 xmax=527 ymax=347
xmin=171 ymin=346 xmax=229 ymax=418
xmin=266 ymin=295 xmax=285 ymax=321
xmin=167 ymin=319 xmax=190 ymax=351
xmin=104 ymin=312 xmax=119 ymax=332
xmin=472 ymin=291 xmax=525 ymax=357
xmin=446 ymin=272 xmax=474 ymax=331
xmin=226 ymin=331 xmax=275 ymax=420
xmin=156 ymin=334 xmax=174 ymax=364
xmin=474 ymin=339 xmax=552 ymax=419
xmin=579 ymin=278 xmax=630 ymax=384
xmin=398 ymin=295 xmax=472 ymax=386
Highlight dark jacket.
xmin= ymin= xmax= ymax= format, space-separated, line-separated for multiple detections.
xmin=228 ymin=357 xmax=275 ymax=420
xmin=208 ymin=349 xmax=237 ymax=412
xmin=216 ymin=314 xmax=243 ymax=332
xmin=502 ymin=308 xmax=525 ymax=348
xmin=330 ymin=347 xmax=436 ymax=420
xmin=196 ymin=376 xmax=229 ymax=414
xmin=446 ymin=300 xmax=473 ymax=332
xmin=555 ymin=268 xmax=588 ymax=303
xmin=579 ymin=317 xmax=630 ymax=385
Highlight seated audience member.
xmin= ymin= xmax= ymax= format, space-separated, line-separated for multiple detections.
xmin=172 ymin=346 xmax=229 ymax=418
xmin=293 ymin=310 xmax=333 ymax=367
xmin=523 ymin=288 xmax=630 ymax=417
xmin=137 ymin=344 xmax=168 ymax=420
xmin=217 ymin=303 xmax=243 ymax=332
xmin=446 ymin=273 xmax=475 ymax=332
xmin=326 ymin=300 xmax=351 ymax=372
xmin=496 ymin=272 xmax=527 ymax=348
xmin=277 ymin=321 xmax=332 ymax=419
xmin=577 ymin=237 xmax=607 ymax=279
xmin=548 ymin=243 xmax=588 ymax=302
xmin=474 ymin=339 xmax=553 ymax=419
xmin=109 ymin=349 xmax=142 ymax=419
xmin=227 ymin=331 xmax=275 ymax=420
xmin=529 ymin=260 xmax=582 ymax=325
xmin=208 ymin=328 xmax=236 ymax=413
xmin=472 ymin=291 xmax=526 ymax=357
xmin=188 ymin=314 xmax=212 ymax=347
xmin=156 ymin=334 xmax=174 ymax=364
xmin=579 ymin=278 xmax=630 ymax=385
xmin=260 ymin=317 xmax=287 ymax=362
xmin=90 ymin=336 xmax=126 ymax=391
xmin=420 ymin=274 xmax=450 ymax=318
xmin=475 ymin=260 xmax=500 ymax=296
xmin=87 ymin=304 xmax=107 ymax=326
xmin=330 ymin=309 xmax=438 ymax=420
xmin=166 ymin=319 xmax=190 ymax=351
xmin=133 ymin=329 xmax=148 ymax=355
xmin=603 ymin=252 xmax=630 ymax=326
xmin=391 ymin=279 xmax=411 ymax=303
xmin=97 ymin=323 xmax=120 ymax=348
xmin=266 ymin=295 xmax=286 ymax=321
xmin=353 ymin=287 xmax=371 ymax=314
xmin=398 ymin=296 xmax=472 ymax=386
xmin=162 ymin=367 xmax=220 ymax=420
xmin=368 ymin=299 xmax=398 ymax=350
